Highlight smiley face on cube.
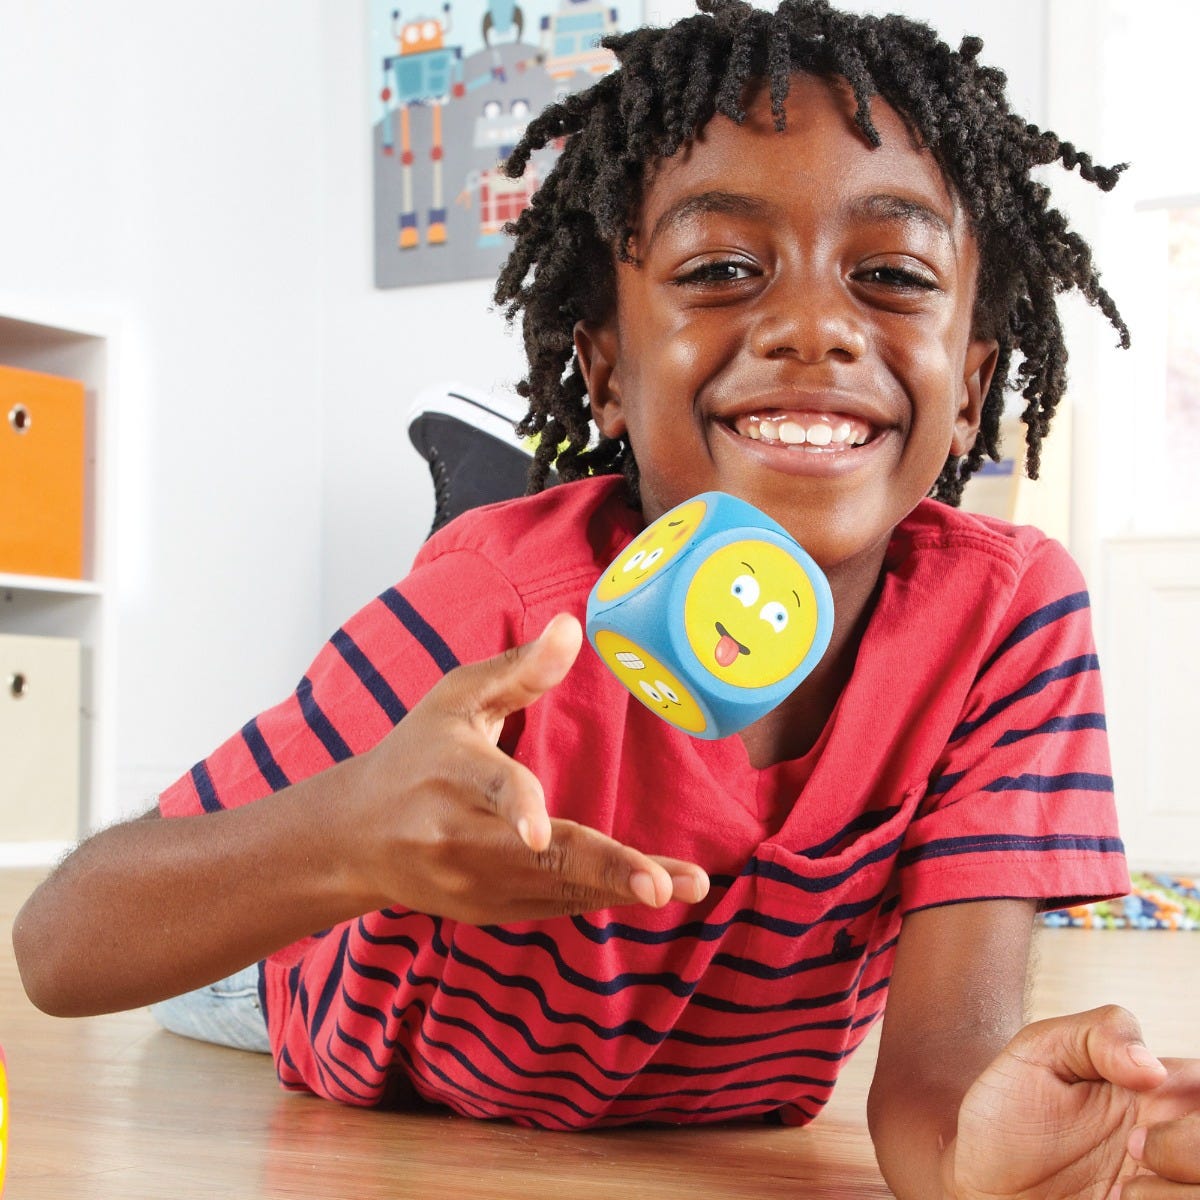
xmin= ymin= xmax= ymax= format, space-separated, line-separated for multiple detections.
xmin=594 ymin=497 xmax=708 ymax=602
xmin=586 ymin=492 xmax=834 ymax=740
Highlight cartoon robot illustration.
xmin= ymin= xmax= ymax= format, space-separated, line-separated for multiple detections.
xmin=380 ymin=4 xmax=464 ymax=248
xmin=455 ymin=96 xmax=541 ymax=245
xmin=483 ymin=0 xmax=524 ymax=47
xmin=539 ymin=0 xmax=619 ymax=81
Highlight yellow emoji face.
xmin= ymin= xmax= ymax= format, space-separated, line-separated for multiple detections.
xmin=683 ymin=540 xmax=820 ymax=689
xmin=594 ymin=630 xmax=708 ymax=734
xmin=594 ymin=498 xmax=707 ymax=602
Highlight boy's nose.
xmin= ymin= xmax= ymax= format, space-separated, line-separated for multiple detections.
xmin=748 ymin=275 xmax=867 ymax=364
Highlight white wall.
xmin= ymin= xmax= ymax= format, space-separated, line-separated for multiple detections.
xmin=0 ymin=1 xmax=327 ymax=814
xmin=317 ymin=0 xmax=1048 ymax=629
xmin=0 ymin=0 xmax=1051 ymax=821
xmin=317 ymin=1 xmax=529 ymax=631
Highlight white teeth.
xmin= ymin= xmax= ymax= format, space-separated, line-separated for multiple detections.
xmin=734 ymin=412 xmax=873 ymax=448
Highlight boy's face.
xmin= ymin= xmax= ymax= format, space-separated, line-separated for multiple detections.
xmin=576 ymin=73 xmax=998 ymax=576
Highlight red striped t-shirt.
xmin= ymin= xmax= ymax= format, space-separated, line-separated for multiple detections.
xmin=159 ymin=476 xmax=1127 ymax=1128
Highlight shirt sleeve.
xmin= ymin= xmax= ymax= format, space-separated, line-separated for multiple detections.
xmin=896 ymin=537 xmax=1130 ymax=914
xmin=158 ymin=543 xmax=525 ymax=819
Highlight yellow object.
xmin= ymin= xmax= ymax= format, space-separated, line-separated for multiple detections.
xmin=684 ymin=539 xmax=820 ymax=689
xmin=593 ymin=630 xmax=707 ymax=734
xmin=0 ymin=364 xmax=86 ymax=579
xmin=594 ymin=498 xmax=707 ymax=602
xmin=1 ymin=1043 xmax=8 ymax=1197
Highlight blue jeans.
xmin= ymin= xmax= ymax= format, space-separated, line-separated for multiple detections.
xmin=149 ymin=963 xmax=270 ymax=1053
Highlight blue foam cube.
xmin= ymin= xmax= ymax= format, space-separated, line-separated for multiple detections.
xmin=585 ymin=491 xmax=834 ymax=740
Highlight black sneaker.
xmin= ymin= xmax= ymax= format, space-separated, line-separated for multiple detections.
xmin=407 ymin=384 xmax=557 ymax=536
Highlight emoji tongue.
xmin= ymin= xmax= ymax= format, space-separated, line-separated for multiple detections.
xmin=715 ymin=634 xmax=741 ymax=668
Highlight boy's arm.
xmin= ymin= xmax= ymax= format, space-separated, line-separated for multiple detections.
xmin=867 ymin=897 xmax=1037 ymax=1200
xmin=871 ymin=902 xmax=1200 ymax=1198
xmin=13 ymin=615 xmax=708 ymax=1018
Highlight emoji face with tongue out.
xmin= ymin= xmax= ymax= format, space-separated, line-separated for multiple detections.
xmin=683 ymin=539 xmax=821 ymax=689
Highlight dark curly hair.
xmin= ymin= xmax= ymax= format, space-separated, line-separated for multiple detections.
xmin=493 ymin=0 xmax=1129 ymax=506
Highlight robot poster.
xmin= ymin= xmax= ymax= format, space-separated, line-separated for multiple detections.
xmin=370 ymin=0 xmax=641 ymax=288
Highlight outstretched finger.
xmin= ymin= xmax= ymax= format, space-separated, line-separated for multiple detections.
xmin=648 ymin=855 xmax=712 ymax=905
xmin=533 ymin=821 xmax=708 ymax=912
xmin=466 ymin=740 xmax=555 ymax=852
xmin=441 ymin=613 xmax=583 ymax=742
xmin=1017 ymin=1006 xmax=1169 ymax=1092
xmin=1130 ymin=1112 xmax=1200 ymax=1186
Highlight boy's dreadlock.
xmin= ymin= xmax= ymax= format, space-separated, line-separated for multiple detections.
xmin=493 ymin=0 xmax=1128 ymax=506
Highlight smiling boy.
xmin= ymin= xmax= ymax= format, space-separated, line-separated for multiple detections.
xmin=574 ymin=73 xmax=997 ymax=767
xmin=16 ymin=2 xmax=1200 ymax=1196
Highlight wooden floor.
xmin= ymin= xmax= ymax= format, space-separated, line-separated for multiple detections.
xmin=2 ymin=867 xmax=1196 ymax=1199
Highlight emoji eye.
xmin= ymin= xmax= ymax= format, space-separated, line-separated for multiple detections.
xmin=656 ymin=680 xmax=680 ymax=704
xmin=639 ymin=681 xmax=663 ymax=703
xmin=760 ymin=601 xmax=788 ymax=631
xmin=644 ymin=547 xmax=664 ymax=569
xmin=731 ymin=574 xmax=760 ymax=606
xmin=623 ymin=550 xmax=646 ymax=573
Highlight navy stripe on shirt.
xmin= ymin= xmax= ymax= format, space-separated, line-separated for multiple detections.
xmin=378 ymin=588 xmax=461 ymax=675
xmin=296 ymin=675 xmax=353 ymax=763
xmin=994 ymin=712 xmax=1107 ymax=747
xmin=982 ymin=771 xmax=1113 ymax=794
xmin=899 ymin=832 xmax=1124 ymax=868
xmin=330 ymin=627 xmax=408 ymax=725
xmin=976 ymin=591 xmax=1091 ymax=681
xmin=950 ymin=654 xmax=1099 ymax=743
xmin=191 ymin=760 xmax=222 ymax=813
xmin=240 ymin=717 xmax=291 ymax=791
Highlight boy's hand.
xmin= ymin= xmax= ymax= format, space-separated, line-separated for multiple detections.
xmin=944 ymin=1006 xmax=1200 ymax=1199
xmin=348 ymin=613 xmax=710 ymax=924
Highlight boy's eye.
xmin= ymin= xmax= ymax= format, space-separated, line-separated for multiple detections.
xmin=856 ymin=265 xmax=939 ymax=291
xmin=675 ymin=259 xmax=757 ymax=286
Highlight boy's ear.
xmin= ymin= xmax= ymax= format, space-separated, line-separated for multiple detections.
xmin=951 ymin=338 xmax=1000 ymax=457
xmin=574 ymin=318 xmax=625 ymax=440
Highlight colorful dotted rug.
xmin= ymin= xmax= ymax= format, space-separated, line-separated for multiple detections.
xmin=1043 ymin=873 xmax=1200 ymax=930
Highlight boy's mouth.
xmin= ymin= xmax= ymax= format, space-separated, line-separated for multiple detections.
xmin=731 ymin=410 xmax=874 ymax=449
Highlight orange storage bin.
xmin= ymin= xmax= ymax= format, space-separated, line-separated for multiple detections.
xmin=0 ymin=363 xmax=86 ymax=579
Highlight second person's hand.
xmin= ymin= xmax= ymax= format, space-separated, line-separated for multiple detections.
xmin=345 ymin=612 xmax=711 ymax=924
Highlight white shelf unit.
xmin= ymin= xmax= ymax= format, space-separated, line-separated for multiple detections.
xmin=0 ymin=306 xmax=117 ymax=865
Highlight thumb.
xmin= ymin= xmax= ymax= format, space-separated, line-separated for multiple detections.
xmin=458 ymin=613 xmax=583 ymax=736
xmin=1020 ymin=1006 xmax=1168 ymax=1092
